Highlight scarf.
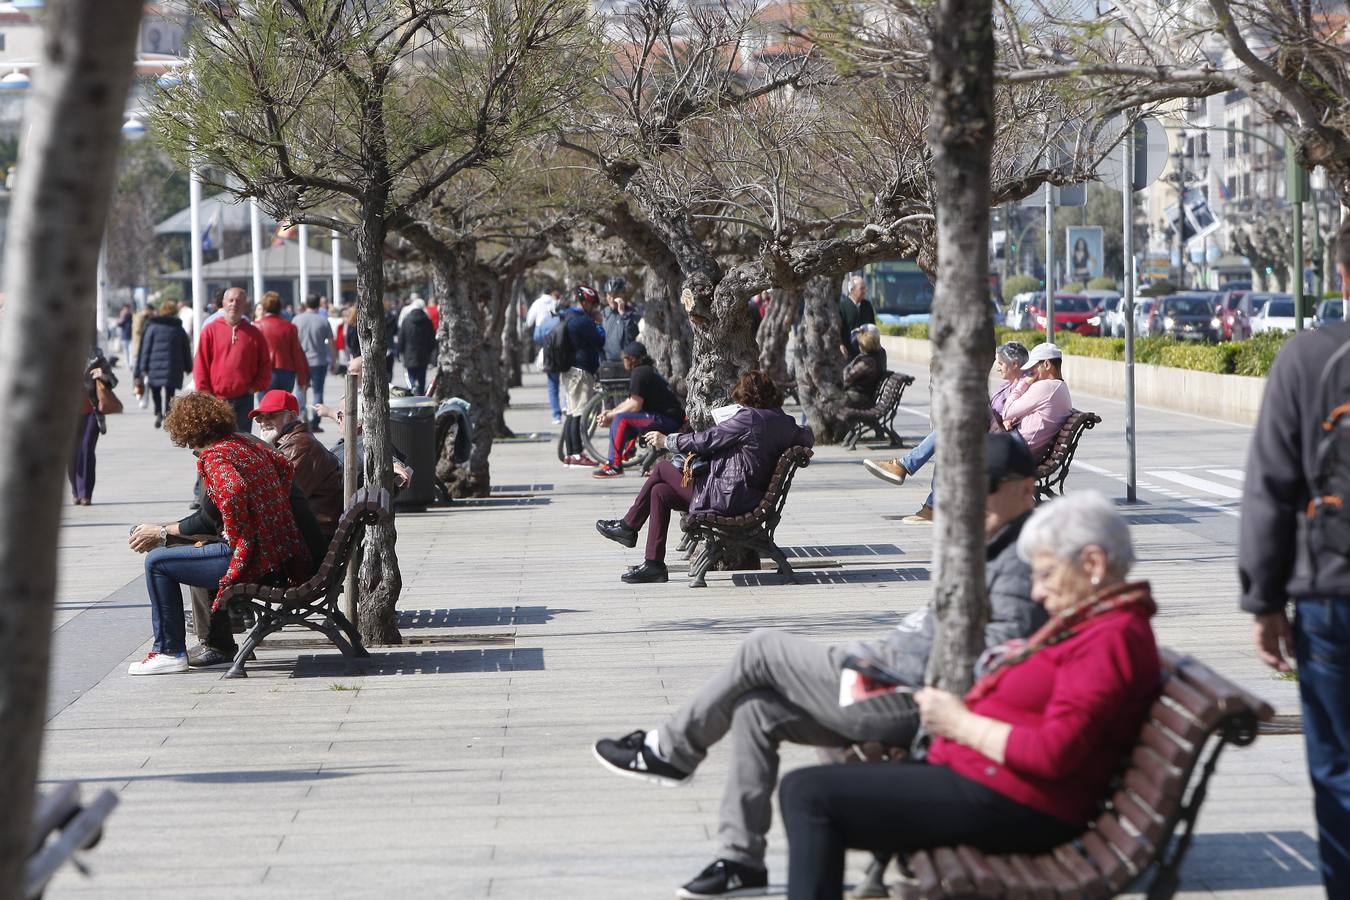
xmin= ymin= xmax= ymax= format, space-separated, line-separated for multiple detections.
xmin=965 ymin=580 xmax=1156 ymax=703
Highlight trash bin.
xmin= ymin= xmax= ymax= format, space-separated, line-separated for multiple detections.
xmin=389 ymin=396 xmax=437 ymax=511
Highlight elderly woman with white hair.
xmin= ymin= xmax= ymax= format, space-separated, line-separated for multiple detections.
xmin=779 ymin=492 xmax=1161 ymax=899
xmin=842 ymin=323 xmax=888 ymax=408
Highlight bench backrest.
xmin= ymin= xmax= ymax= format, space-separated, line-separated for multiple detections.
xmin=872 ymin=372 xmax=912 ymax=416
xmin=687 ymin=444 xmax=813 ymax=529
xmin=1036 ymin=409 xmax=1100 ymax=476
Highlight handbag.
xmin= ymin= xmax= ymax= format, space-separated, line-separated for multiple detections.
xmin=670 ymin=451 xmax=709 ymax=488
xmin=95 ymin=380 xmax=124 ymax=415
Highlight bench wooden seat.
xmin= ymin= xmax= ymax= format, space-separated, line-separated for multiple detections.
xmin=892 ymin=648 xmax=1273 ymax=900
xmin=25 ymin=782 xmax=118 ymax=899
xmin=680 ymin=445 xmax=813 ymax=588
xmin=843 ymin=372 xmax=914 ymax=450
xmin=215 ymin=487 xmax=392 ymax=679
xmin=1034 ymin=409 xmax=1101 ymax=502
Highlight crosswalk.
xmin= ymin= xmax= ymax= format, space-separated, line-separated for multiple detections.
xmin=1075 ymin=463 xmax=1245 ymax=518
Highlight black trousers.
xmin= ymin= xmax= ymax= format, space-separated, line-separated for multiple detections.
xmin=780 ymin=761 xmax=1080 ymax=900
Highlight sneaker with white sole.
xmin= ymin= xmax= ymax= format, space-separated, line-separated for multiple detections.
xmin=900 ymin=505 xmax=934 ymax=524
xmin=863 ymin=458 xmax=908 ymax=485
xmin=592 ymin=730 xmax=690 ymax=787
xmin=677 ymin=859 xmax=770 ymax=898
xmin=128 ymin=651 xmax=188 ymax=675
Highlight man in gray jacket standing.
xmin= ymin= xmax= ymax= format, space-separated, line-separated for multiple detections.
xmin=592 ymin=432 xmax=1045 ymax=899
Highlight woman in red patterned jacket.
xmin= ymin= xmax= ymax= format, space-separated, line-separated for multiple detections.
xmin=779 ymin=491 xmax=1161 ymax=899
xmin=127 ymin=392 xmax=309 ymax=676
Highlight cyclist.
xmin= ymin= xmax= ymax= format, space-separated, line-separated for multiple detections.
xmin=593 ymin=341 xmax=684 ymax=478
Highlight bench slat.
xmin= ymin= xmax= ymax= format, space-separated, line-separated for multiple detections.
xmin=1128 ymin=744 xmax=1184 ymax=798
xmin=1164 ymin=649 xmax=1276 ymax=722
xmin=1123 ymin=767 xmax=1180 ymax=821
xmin=1051 ymin=844 xmax=1108 ymax=898
xmin=910 ymin=850 xmax=943 ymax=898
xmin=1149 ymin=699 xmax=1208 ymax=746
xmin=1162 ymin=676 xmax=1222 ymax=727
xmin=986 ymin=854 xmax=1032 ymax=899
xmin=1139 ymin=721 xmax=1195 ymax=769
xmin=931 ymin=846 xmax=975 ymax=896
xmin=1008 ymin=854 xmax=1057 ymax=900
xmin=1080 ymin=829 xmax=1133 ymax=892
xmin=954 ymin=845 xmax=1004 ymax=898
xmin=1025 ymin=850 xmax=1079 ymax=898
xmin=1094 ymin=812 xmax=1153 ymax=872
xmin=1111 ymin=788 xmax=1166 ymax=844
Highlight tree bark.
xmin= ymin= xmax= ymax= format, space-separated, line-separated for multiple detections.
xmin=0 ymin=3 xmax=144 ymax=896
xmin=924 ymin=0 xmax=997 ymax=694
xmin=639 ymin=266 xmax=693 ymax=396
xmin=757 ymin=286 xmax=798 ymax=385
xmin=503 ymin=277 xmax=526 ymax=390
xmin=352 ymin=211 xmax=402 ymax=645
xmin=793 ymin=277 xmax=852 ymax=443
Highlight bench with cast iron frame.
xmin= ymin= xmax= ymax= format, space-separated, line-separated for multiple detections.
xmin=680 ymin=445 xmax=813 ymax=588
xmin=25 ymin=782 xmax=118 ymax=900
xmin=215 ymin=487 xmax=391 ymax=679
xmin=842 ymin=372 xmax=914 ymax=451
xmin=1034 ymin=409 xmax=1101 ymax=502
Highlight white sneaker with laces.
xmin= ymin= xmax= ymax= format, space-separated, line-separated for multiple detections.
xmin=128 ymin=651 xmax=188 ymax=676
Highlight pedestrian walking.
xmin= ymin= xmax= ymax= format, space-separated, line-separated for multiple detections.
xmin=193 ymin=286 xmax=272 ymax=431
xmin=292 ymin=294 xmax=335 ymax=430
xmin=134 ymin=299 xmax=192 ymax=428
xmin=255 ymin=290 xmax=309 ymax=398
xmin=70 ymin=349 xmax=117 ymax=505
xmin=397 ymin=297 xmax=436 ymax=395
xmin=1240 ymin=218 xmax=1350 ymax=897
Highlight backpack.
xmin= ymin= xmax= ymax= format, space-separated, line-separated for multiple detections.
xmin=1309 ymin=339 xmax=1350 ymax=556
xmin=541 ymin=313 xmax=575 ymax=374
xmin=533 ymin=309 xmax=561 ymax=344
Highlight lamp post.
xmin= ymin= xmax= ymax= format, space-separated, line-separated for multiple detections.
xmin=1171 ymin=135 xmax=1186 ymax=289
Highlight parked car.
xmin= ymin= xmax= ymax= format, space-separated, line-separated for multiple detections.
xmin=1081 ymin=289 xmax=1123 ymax=337
xmin=1215 ymin=290 xmax=1252 ymax=341
xmin=1314 ymin=298 xmax=1348 ymax=328
xmin=1155 ymin=293 xmax=1222 ymax=342
xmin=990 ymin=297 xmax=1006 ymax=327
xmin=1028 ymin=293 xmax=1101 ymax=337
xmin=1005 ymin=292 xmax=1039 ymax=331
xmin=1249 ymin=294 xmax=1297 ymax=333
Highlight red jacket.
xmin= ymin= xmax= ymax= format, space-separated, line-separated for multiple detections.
xmin=928 ymin=606 xmax=1160 ymax=825
xmin=193 ymin=317 xmax=272 ymax=400
xmin=256 ymin=314 xmax=310 ymax=387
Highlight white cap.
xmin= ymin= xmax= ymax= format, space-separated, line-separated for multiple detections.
xmin=1022 ymin=342 xmax=1063 ymax=370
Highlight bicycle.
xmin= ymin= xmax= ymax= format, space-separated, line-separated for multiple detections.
xmin=555 ymin=374 xmax=632 ymax=463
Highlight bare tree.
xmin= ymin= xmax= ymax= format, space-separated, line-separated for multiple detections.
xmin=0 ymin=2 xmax=145 ymax=895
xmin=151 ymin=0 xmax=595 ymax=642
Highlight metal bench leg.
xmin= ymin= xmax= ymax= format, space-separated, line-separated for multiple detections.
xmin=223 ymin=628 xmax=264 ymax=679
xmin=689 ymin=542 xmax=715 ymax=588
xmin=329 ymin=609 xmax=370 ymax=658
xmin=843 ymin=424 xmax=861 ymax=451
xmin=765 ymin=541 xmax=796 ymax=585
xmin=852 ymin=854 xmax=891 ymax=899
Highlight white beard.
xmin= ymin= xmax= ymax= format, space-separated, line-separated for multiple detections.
xmin=258 ymin=425 xmax=279 ymax=444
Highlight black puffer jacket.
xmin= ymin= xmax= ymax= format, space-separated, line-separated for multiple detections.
xmin=135 ymin=315 xmax=191 ymax=389
xmin=398 ymin=307 xmax=437 ymax=368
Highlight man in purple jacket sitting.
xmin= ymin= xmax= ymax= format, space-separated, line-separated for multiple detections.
xmin=595 ymin=371 xmax=813 ymax=584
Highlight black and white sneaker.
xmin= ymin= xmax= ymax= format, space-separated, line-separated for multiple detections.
xmin=677 ymin=859 xmax=770 ymax=898
xmin=592 ymin=730 xmax=690 ymax=787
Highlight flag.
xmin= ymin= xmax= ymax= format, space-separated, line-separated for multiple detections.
xmin=201 ymin=205 xmax=221 ymax=254
xmin=274 ymin=220 xmax=297 ymax=246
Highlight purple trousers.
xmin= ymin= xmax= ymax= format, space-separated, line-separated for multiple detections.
xmin=622 ymin=459 xmax=695 ymax=563
xmin=69 ymin=412 xmax=99 ymax=502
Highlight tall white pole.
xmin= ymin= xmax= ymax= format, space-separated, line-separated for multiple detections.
xmin=250 ymin=199 xmax=264 ymax=302
xmin=96 ymin=238 xmax=107 ymax=348
xmin=297 ymin=223 xmax=309 ymax=308
xmin=1044 ymin=185 xmax=1055 ymax=341
xmin=330 ymin=230 xmax=342 ymax=304
xmin=189 ymin=167 xmax=205 ymax=347
xmin=1123 ymin=130 xmax=1137 ymax=504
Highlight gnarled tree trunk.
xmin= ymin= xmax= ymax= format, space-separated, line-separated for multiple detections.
xmin=757 ymin=286 xmax=798 ymax=386
xmin=793 ymin=277 xmax=852 ymax=442
xmin=352 ymin=209 xmax=402 ymax=646
xmin=0 ymin=3 xmax=144 ymax=896
xmin=924 ymin=0 xmax=996 ymax=694
xmin=640 ymin=266 xmax=693 ymax=396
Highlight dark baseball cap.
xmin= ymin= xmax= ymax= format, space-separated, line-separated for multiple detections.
xmin=987 ymin=432 xmax=1036 ymax=492
xmin=621 ymin=341 xmax=647 ymax=359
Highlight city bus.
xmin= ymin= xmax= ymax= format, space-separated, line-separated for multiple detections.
xmin=862 ymin=259 xmax=935 ymax=326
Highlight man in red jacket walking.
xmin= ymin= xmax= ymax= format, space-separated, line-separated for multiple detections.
xmin=193 ymin=286 xmax=272 ymax=431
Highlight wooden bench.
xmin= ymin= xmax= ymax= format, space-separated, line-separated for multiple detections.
xmin=842 ymin=372 xmax=914 ymax=450
xmin=1034 ymin=409 xmax=1101 ymax=502
xmin=216 ymin=487 xmax=392 ymax=679
xmin=889 ymin=648 xmax=1273 ymax=900
xmin=681 ymin=445 xmax=813 ymax=588
xmin=25 ymin=782 xmax=118 ymax=899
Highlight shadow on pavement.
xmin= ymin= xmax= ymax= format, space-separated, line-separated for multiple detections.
xmin=42 ymin=766 xmax=388 ymax=785
xmin=730 ymin=567 xmax=929 ymax=587
xmin=781 ymin=544 xmax=904 ymax=558
xmin=397 ymin=607 xmax=577 ymax=629
xmin=1177 ymin=830 xmax=1322 ymax=890
xmin=287 ymin=647 xmax=545 ymax=678
xmin=642 ymin=610 xmax=907 ymax=635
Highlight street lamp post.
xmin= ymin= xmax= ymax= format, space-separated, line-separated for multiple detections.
xmin=1171 ymin=138 xmax=1186 ymax=289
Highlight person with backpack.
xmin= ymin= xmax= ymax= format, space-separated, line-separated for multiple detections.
xmin=546 ymin=284 xmax=606 ymax=468
xmin=1240 ymin=218 xmax=1350 ymax=897
xmin=527 ymin=287 xmax=563 ymax=423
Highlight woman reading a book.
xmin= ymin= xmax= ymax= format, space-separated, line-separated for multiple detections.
xmin=779 ymin=491 xmax=1162 ymax=899
xmin=593 ymin=370 xmax=813 ymax=584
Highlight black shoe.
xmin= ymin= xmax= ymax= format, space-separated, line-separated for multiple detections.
xmin=592 ymin=730 xmax=690 ymax=786
xmin=154 ymin=414 xmax=163 ymax=429
xmin=621 ymin=560 xmax=668 ymax=583
xmin=187 ymin=644 xmax=235 ymax=668
xmin=677 ymin=859 xmax=770 ymax=898
xmin=596 ymin=518 xmax=638 ymax=548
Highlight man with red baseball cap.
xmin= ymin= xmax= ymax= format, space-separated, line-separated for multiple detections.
xmin=251 ymin=389 xmax=343 ymax=541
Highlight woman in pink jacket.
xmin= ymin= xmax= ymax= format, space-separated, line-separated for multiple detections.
xmin=1001 ymin=342 xmax=1073 ymax=460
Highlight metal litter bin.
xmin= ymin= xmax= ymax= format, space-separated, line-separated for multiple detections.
xmin=389 ymin=396 xmax=437 ymax=511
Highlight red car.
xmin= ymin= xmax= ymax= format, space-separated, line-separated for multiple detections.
xmin=1027 ymin=293 xmax=1101 ymax=337
xmin=1215 ymin=290 xmax=1251 ymax=341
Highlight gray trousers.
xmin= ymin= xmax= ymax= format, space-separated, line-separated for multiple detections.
xmin=658 ymin=629 xmax=920 ymax=868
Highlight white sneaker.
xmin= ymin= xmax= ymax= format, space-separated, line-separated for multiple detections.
xmin=128 ymin=651 xmax=188 ymax=675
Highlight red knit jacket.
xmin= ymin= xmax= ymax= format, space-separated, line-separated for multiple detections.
xmin=928 ymin=606 xmax=1161 ymax=825
xmin=257 ymin=314 xmax=310 ymax=386
xmin=193 ymin=318 xmax=272 ymax=400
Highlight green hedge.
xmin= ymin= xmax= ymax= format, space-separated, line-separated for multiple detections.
xmin=880 ymin=323 xmax=1293 ymax=377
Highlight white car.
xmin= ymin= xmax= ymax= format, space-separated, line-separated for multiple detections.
xmin=1005 ymin=292 xmax=1039 ymax=331
xmin=1249 ymin=295 xmax=1297 ymax=334
xmin=1082 ymin=289 xmax=1123 ymax=337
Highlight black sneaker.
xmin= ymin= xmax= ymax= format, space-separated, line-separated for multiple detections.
xmin=596 ymin=518 xmax=638 ymax=548
xmin=187 ymin=644 xmax=235 ymax=668
xmin=592 ymin=730 xmax=690 ymax=787
xmin=677 ymin=859 xmax=770 ymax=898
xmin=621 ymin=560 xmax=668 ymax=583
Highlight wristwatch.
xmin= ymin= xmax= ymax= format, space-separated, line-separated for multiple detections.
xmin=158 ymin=525 xmax=168 ymax=547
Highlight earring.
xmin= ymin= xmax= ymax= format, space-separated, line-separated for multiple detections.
xmin=1090 ymin=576 xmax=1101 ymax=587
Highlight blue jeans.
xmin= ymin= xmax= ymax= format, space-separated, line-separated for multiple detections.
xmin=547 ymin=371 xmax=561 ymax=418
xmin=145 ymin=543 xmax=232 ymax=655
xmin=295 ymin=364 xmax=327 ymax=425
xmin=262 ymin=368 xmax=296 ymax=405
xmin=900 ymin=431 xmax=937 ymax=508
xmin=1294 ymin=597 xmax=1350 ymax=896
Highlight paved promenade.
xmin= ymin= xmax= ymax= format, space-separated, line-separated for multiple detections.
xmin=40 ymin=366 xmax=1320 ymax=899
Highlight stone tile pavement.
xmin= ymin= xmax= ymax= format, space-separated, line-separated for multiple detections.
xmin=38 ymin=365 xmax=1322 ymax=898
